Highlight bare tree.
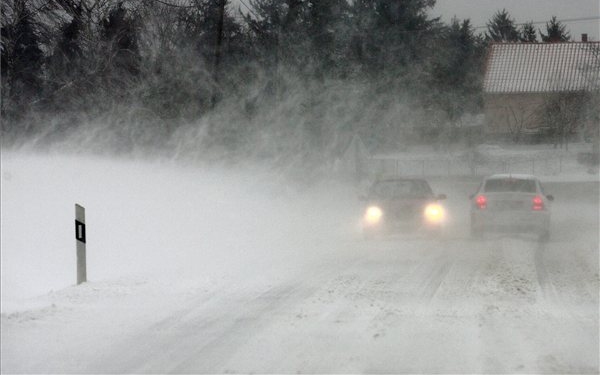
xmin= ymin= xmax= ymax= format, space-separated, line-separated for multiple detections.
xmin=499 ymin=100 xmax=539 ymax=143
xmin=540 ymin=92 xmax=587 ymax=150
xmin=578 ymin=43 xmax=600 ymax=156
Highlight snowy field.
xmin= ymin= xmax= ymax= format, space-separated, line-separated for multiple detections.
xmin=1 ymin=150 xmax=599 ymax=373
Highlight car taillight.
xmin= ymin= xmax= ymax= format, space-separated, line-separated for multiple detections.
xmin=475 ymin=195 xmax=487 ymax=209
xmin=532 ymin=196 xmax=544 ymax=211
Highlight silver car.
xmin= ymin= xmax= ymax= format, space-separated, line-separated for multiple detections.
xmin=470 ymin=174 xmax=553 ymax=241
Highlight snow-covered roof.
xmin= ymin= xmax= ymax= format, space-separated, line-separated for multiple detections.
xmin=484 ymin=42 xmax=600 ymax=93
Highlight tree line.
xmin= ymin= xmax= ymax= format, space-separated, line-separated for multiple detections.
xmin=0 ymin=0 xmax=574 ymax=158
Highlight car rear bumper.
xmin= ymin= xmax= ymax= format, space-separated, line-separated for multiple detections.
xmin=471 ymin=210 xmax=550 ymax=233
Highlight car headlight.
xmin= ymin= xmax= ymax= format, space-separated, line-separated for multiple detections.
xmin=424 ymin=203 xmax=445 ymax=224
xmin=365 ymin=206 xmax=383 ymax=224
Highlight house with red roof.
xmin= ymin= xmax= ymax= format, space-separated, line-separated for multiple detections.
xmin=483 ymin=41 xmax=599 ymax=143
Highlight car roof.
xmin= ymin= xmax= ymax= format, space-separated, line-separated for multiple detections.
xmin=374 ymin=177 xmax=429 ymax=183
xmin=485 ymin=174 xmax=538 ymax=181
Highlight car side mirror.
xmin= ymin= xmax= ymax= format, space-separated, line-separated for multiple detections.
xmin=546 ymin=194 xmax=554 ymax=201
xmin=437 ymin=194 xmax=447 ymax=200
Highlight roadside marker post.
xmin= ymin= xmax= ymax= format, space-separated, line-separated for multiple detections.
xmin=75 ymin=204 xmax=87 ymax=284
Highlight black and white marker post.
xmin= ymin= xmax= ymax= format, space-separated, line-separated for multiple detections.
xmin=75 ymin=204 xmax=87 ymax=284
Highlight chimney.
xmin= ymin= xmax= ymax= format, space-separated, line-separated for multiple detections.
xmin=582 ymin=33 xmax=588 ymax=42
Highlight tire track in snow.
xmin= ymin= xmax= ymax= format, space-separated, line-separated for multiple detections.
xmin=477 ymin=237 xmax=534 ymax=373
xmin=418 ymin=253 xmax=454 ymax=301
xmin=166 ymin=252 xmax=384 ymax=373
xmin=534 ymin=241 xmax=557 ymax=303
xmin=535 ymin=237 xmax=598 ymax=309
xmin=90 ymin=254 xmax=370 ymax=373
xmin=88 ymin=281 xmax=317 ymax=373
xmin=166 ymin=282 xmax=319 ymax=373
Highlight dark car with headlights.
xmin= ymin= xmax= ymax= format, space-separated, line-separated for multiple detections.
xmin=470 ymin=174 xmax=553 ymax=241
xmin=361 ymin=178 xmax=447 ymax=237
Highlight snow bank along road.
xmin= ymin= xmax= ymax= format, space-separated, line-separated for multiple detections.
xmin=1 ymin=154 xmax=598 ymax=373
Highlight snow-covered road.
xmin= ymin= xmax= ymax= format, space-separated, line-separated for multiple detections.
xmin=1 ymin=153 xmax=598 ymax=373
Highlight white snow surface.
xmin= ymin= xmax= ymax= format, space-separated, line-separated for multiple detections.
xmin=1 ymin=150 xmax=598 ymax=373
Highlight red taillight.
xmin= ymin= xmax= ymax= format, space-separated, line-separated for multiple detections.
xmin=475 ymin=195 xmax=487 ymax=209
xmin=532 ymin=196 xmax=544 ymax=211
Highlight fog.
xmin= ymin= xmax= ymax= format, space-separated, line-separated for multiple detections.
xmin=2 ymin=46 xmax=599 ymax=371
xmin=2 ymin=144 xmax=598 ymax=372
xmin=1 ymin=150 xmax=361 ymax=305
xmin=2 ymin=0 xmax=599 ymax=371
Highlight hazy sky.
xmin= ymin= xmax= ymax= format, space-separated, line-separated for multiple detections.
xmin=431 ymin=0 xmax=600 ymax=41
xmin=233 ymin=1 xmax=599 ymax=41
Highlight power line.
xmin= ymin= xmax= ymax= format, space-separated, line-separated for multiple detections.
xmin=472 ymin=16 xmax=600 ymax=30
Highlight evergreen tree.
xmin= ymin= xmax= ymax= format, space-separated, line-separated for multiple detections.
xmin=243 ymin=0 xmax=283 ymax=63
xmin=428 ymin=18 xmax=484 ymax=122
xmin=540 ymin=16 xmax=570 ymax=42
xmin=486 ymin=9 xmax=519 ymax=42
xmin=520 ymin=21 xmax=537 ymax=42
xmin=134 ymin=1 xmax=246 ymax=123
xmin=1 ymin=0 xmax=44 ymax=125
xmin=373 ymin=0 xmax=439 ymax=67
xmin=348 ymin=0 xmax=439 ymax=76
xmin=347 ymin=0 xmax=377 ymax=73
xmin=305 ymin=0 xmax=349 ymax=78
xmin=245 ymin=0 xmax=310 ymax=69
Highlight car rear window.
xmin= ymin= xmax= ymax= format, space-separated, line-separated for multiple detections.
xmin=484 ymin=178 xmax=536 ymax=193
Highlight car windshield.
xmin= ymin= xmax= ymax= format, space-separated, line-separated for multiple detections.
xmin=484 ymin=178 xmax=536 ymax=193
xmin=370 ymin=180 xmax=433 ymax=199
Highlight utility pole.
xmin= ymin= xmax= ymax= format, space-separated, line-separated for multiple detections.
xmin=211 ymin=0 xmax=226 ymax=108
xmin=75 ymin=204 xmax=87 ymax=284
